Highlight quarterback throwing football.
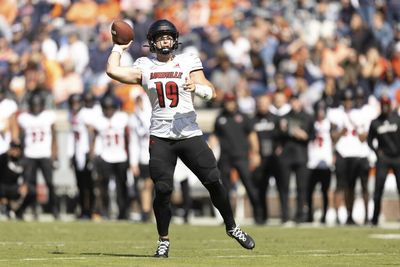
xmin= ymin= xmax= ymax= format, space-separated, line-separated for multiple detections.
xmin=106 ymin=19 xmax=255 ymax=257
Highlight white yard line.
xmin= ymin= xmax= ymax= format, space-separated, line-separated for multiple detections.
xmin=369 ymin=234 xmax=400 ymax=239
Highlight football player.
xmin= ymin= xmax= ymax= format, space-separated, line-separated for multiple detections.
xmin=129 ymin=94 xmax=153 ymax=222
xmin=0 ymin=87 xmax=19 ymax=157
xmin=67 ymin=93 xmax=94 ymax=219
xmin=106 ymin=19 xmax=255 ymax=257
xmin=18 ymin=93 xmax=59 ymax=219
xmin=89 ymin=94 xmax=130 ymax=220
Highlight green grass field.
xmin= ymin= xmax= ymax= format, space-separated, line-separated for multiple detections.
xmin=0 ymin=221 xmax=399 ymax=267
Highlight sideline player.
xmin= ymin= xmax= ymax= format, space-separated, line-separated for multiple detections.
xmin=18 ymin=93 xmax=59 ymax=219
xmin=106 ymin=19 xmax=255 ymax=257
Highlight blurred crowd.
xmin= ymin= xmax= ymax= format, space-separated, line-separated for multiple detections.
xmin=1 ymin=0 xmax=400 ymax=225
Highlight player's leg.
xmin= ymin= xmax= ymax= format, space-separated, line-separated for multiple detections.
xmin=389 ymin=160 xmax=400 ymax=221
xmin=149 ymin=137 xmax=177 ymax=232
xmin=358 ymin=157 xmax=370 ymax=224
xmin=39 ymin=158 xmax=59 ymax=219
xmin=306 ymin=168 xmax=318 ymax=222
xmin=277 ymin=158 xmax=291 ymax=223
xmin=371 ymin=157 xmax=390 ymax=225
xmin=334 ymin=153 xmax=346 ymax=224
xmin=97 ymin=159 xmax=112 ymax=218
xmin=149 ymin=136 xmax=177 ymax=258
xmin=319 ymin=168 xmax=332 ymax=224
xmin=22 ymin=158 xmax=38 ymax=219
xmin=139 ymin=164 xmax=153 ymax=222
xmin=232 ymin=157 xmax=263 ymax=224
xmin=294 ymin=163 xmax=309 ymax=223
xmin=177 ymin=136 xmax=255 ymax=250
xmin=114 ymin=162 xmax=129 ymax=220
xmin=345 ymin=157 xmax=358 ymax=225
xmin=218 ymin=154 xmax=233 ymax=194
xmin=252 ymin=158 xmax=268 ymax=223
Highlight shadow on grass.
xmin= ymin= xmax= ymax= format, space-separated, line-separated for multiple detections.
xmin=79 ymin=252 xmax=153 ymax=258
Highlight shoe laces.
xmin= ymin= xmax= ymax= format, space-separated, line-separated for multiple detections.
xmin=156 ymin=240 xmax=169 ymax=255
xmin=229 ymin=225 xmax=247 ymax=242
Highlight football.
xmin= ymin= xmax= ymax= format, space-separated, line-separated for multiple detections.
xmin=111 ymin=20 xmax=134 ymax=45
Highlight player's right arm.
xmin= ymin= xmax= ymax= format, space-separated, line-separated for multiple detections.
xmin=106 ymin=42 xmax=142 ymax=84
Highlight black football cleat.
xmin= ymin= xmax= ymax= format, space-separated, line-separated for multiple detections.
xmin=227 ymin=225 xmax=255 ymax=250
xmin=154 ymin=239 xmax=170 ymax=258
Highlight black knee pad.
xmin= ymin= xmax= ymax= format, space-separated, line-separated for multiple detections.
xmin=203 ymin=168 xmax=220 ymax=184
xmin=194 ymin=148 xmax=220 ymax=184
xmin=154 ymin=180 xmax=173 ymax=195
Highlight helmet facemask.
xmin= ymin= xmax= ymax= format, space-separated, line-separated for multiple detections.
xmin=147 ymin=20 xmax=179 ymax=55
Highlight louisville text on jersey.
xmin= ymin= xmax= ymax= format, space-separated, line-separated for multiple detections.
xmin=150 ymin=72 xmax=183 ymax=79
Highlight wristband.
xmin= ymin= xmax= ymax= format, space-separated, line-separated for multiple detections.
xmin=112 ymin=45 xmax=124 ymax=55
xmin=194 ymin=84 xmax=213 ymax=101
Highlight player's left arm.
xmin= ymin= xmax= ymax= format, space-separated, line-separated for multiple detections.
xmin=183 ymin=70 xmax=216 ymax=101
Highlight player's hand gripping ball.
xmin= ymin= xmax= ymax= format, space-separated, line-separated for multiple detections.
xmin=111 ymin=20 xmax=134 ymax=45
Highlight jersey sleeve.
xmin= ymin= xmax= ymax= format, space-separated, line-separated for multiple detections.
xmin=186 ymin=53 xmax=203 ymax=73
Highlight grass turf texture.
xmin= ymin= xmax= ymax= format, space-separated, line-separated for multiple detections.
xmin=0 ymin=221 xmax=399 ymax=267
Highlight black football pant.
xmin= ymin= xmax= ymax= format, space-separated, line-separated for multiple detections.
xmin=73 ymin=159 xmax=94 ymax=218
xmin=149 ymin=135 xmax=235 ymax=237
xmin=97 ymin=159 xmax=129 ymax=220
xmin=372 ymin=154 xmax=400 ymax=224
xmin=306 ymin=168 xmax=331 ymax=222
xmin=218 ymin=154 xmax=263 ymax=223
xmin=23 ymin=157 xmax=58 ymax=218
xmin=252 ymin=155 xmax=282 ymax=223
xmin=279 ymin=159 xmax=309 ymax=222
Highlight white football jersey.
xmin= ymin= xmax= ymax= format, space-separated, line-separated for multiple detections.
xmin=67 ymin=107 xmax=92 ymax=170
xmin=307 ymin=118 xmax=333 ymax=169
xmin=129 ymin=108 xmax=151 ymax=166
xmin=92 ymin=111 xmax=129 ymax=163
xmin=327 ymin=106 xmax=362 ymax=158
xmin=0 ymin=98 xmax=18 ymax=154
xmin=18 ymin=110 xmax=56 ymax=158
xmin=133 ymin=53 xmax=203 ymax=139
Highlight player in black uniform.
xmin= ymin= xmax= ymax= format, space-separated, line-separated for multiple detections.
xmin=211 ymin=92 xmax=263 ymax=224
xmin=251 ymin=94 xmax=282 ymax=224
xmin=0 ymin=142 xmax=35 ymax=219
xmin=367 ymin=95 xmax=400 ymax=226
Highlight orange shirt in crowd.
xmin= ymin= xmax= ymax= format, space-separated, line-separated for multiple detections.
xmin=0 ymin=0 xmax=17 ymax=25
xmin=98 ymin=0 xmax=121 ymax=23
xmin=208 ymin=0 xmax=235 ymax=29
xmin=66 ymin=0 xmax=99 ymax=27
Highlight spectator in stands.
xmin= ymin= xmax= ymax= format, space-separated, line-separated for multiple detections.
xmin=65 ymin=0 xmax=98 ymax=42
xmin=222 ymin=27 xmax=252 ymax=70
xmin=57 ymin=31 xmax=89 ymax=75
xmin=53 ymin=60 xmax=84 ymax=108
xmin=372 ymin=11 xmax=394 ymax=55
xmin=210 ymin=53 xmax=241 ymax=104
